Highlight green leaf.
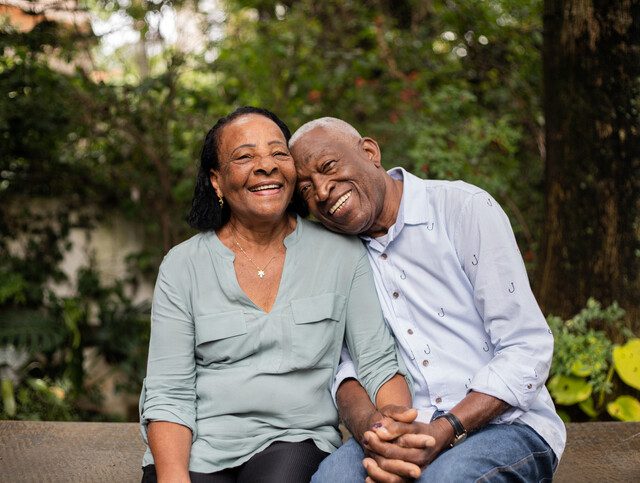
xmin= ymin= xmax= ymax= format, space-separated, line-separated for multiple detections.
xmin=578 ymin=397 xmax=598 ymax=418
xmin=612 ymin=339 xmax=640 ymax=390
xmin=1 ymin=379 xmax=16 ymax=417
xmin=607 ymin=395 xmax=640 ymax=422
xmin=570 ymin=360 xmax=593 ymax=377
xmin=548 ymin=375 xmax=592 ymax=405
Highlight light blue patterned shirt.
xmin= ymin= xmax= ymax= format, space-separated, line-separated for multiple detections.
xmin=333 ymin=168 xmax=566 ymax=460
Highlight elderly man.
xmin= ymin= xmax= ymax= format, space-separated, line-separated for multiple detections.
xmin=289 ymin=118 xmax=566 ymax=482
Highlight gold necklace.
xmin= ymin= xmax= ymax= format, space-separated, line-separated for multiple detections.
xmin=232 ymin=236 xmax=278 ymax=279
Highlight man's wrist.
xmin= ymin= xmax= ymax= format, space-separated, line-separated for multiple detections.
xmin=432 ymin=416 xmax=456 ymax=448
xmin=434 ymin=412 xmax=467 ymax=447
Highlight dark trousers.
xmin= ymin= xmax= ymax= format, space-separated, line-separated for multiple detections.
xmin=142 ymin=439 xmax=328 ymax=483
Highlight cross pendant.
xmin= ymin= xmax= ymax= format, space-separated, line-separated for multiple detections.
xmin=258 ymin=270 xmax=265 ymax=278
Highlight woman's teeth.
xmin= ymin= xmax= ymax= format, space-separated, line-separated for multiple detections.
xmin=250 ymin=184 xmax=280 ymax=192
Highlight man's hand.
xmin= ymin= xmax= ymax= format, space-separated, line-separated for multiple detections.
xmin=361 ymin=407 xmax=451 ymax=482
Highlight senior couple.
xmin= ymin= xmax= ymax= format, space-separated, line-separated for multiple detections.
xmin=139 ymin=106 xmax=566 ymax=482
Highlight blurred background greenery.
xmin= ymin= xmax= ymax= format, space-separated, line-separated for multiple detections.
xmin=0 ymin=0 xmax=638 ymax=423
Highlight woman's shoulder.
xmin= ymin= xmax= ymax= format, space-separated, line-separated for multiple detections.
xmin=160 ymin=231 xmax=212 ymax=271
xmin=299 ymin=218 xmax=366 ymax=255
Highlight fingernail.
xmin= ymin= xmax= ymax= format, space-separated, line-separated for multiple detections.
xmin=371 ymin=422 xmax=382 ymax=429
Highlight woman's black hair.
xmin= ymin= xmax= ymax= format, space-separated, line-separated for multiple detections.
xmin=188 ymin=106 xmax=308 ymax=231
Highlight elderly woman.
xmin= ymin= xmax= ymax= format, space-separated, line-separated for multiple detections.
xmin=139 ymin=107 xmax=410 ymax=482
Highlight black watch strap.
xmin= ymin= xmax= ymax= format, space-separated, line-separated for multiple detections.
xmin=434 ymin=412 xmax=467 ymax=446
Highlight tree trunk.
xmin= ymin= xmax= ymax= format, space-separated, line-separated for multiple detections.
xmin=537 ymin=0 xmax=640 ymax=324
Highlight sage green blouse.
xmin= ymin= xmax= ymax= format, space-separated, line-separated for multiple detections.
xmin=139 ymin=217 xmax=403 ymax=473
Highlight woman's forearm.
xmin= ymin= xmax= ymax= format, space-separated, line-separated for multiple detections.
xmin=375 ymin=373 xmax=412 ymax=408
xmin=337 ymin=374 xmax=412 ymax=444
xmin=148 ymin=421 xmax=192 ymax=482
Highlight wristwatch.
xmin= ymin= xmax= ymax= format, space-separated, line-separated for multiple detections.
xmin=434 ymin=412 xmax=467 ymax=447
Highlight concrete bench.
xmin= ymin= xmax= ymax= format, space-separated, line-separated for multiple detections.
xmin=1 ymin=420 xmax=638 ymax=482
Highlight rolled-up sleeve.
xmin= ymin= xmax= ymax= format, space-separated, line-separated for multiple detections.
xmin=455 ymin=192 xmax=553 ymax=411
xmin=139 ymin=253 xmax=197 ymax=443
xmin=343 ymin=251 xmax=410 ymax=404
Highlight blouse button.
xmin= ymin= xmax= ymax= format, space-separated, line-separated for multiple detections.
xmin=422 ymin=359 xmax=429 ymax=367
xmin=527 ymin=383 xmax=533 ymax=389
xmin=435 ymin=397 xmax=442 ymax=404
xmin=381 ymin=253 xmax=388 ymax=260
xmin=407 ymin=329 xmax=414 ymax=335
xmin=392 ymin=291 xmax=399 ymax=299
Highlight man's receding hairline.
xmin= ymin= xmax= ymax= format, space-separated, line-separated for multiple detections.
xmin=289 ymin=117 xmax=362 ymax=148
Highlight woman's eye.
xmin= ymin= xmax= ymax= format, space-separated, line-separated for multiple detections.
xmin=233 ymin=154 xmax=252 ymax=163
xmin=274 ymin=151 xmax=291 ymax=158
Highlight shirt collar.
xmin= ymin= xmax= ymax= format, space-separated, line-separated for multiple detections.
xmin=361 ymin=167 xmax=429 ymax=247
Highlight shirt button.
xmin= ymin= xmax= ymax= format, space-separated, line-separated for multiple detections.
xmin=527 ymin=383 xmax=533 ymax=389
xmin=381 ymin=253 xmax=388 ymax=260
xmin=435 ymin=397 xmax=442 ymax=404
xmin=392 ymin=291 xmax=399 ymax=298
xmin=422 ymin=359 xmax=429 ymax=367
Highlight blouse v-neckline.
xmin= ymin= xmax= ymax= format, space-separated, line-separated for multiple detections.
xmin=207 ymin=216 xmax=302 ymax=314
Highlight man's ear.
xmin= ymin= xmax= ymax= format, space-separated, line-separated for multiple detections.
xmin=209 ymin=169 xmax=222 ymax=198
xmin=361 ymin=137 xmax=382 ymax=167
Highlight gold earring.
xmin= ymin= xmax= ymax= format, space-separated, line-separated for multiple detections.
xmin=218 ymin=194 xmax=224 ymax=208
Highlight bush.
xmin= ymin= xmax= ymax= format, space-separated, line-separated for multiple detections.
xmin=547 ymin=299 xmax=640 ymax=421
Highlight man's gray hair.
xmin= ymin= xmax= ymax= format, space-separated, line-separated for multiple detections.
xmin=289 ymin=117 xmax=361 ymax=148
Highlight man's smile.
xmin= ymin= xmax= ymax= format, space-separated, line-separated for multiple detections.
xmin=329 ymin=190 xmax=352 ymax=215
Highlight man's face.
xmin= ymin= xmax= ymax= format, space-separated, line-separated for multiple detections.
xmin=291 ymin=127 xmax=385 ymax=235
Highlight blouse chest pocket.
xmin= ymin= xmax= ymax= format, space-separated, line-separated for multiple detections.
xmin=195 ymin=310 xmax=257 ymax=368
xmin=290 ymin=293 xmax=346 ymax=369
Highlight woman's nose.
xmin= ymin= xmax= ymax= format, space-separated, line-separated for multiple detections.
xmin=254 ymin=154 xmax=278 ymax=174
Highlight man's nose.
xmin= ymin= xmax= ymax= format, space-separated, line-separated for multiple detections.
xmin=314 ymin=176 xmax=332 ymax=202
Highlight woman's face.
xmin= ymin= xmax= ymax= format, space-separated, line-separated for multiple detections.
xmin=210 ymin=114 xmax=296 ymax=226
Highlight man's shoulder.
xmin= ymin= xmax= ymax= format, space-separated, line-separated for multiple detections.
xmin=411 ymin=175 xmax=488 ymax=211
xmin=423 ymin=178 xmax=484 ymax=197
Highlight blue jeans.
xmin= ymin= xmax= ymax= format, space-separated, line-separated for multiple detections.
xmin=311 ymin=423 xmax=557 ymax=482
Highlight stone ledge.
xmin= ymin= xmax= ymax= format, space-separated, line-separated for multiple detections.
xmin=0 ymin=420 xmax=638 ymax=482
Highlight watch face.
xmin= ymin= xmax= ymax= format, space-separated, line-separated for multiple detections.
xmin=453 ymin=432 xmax=467 ymax=446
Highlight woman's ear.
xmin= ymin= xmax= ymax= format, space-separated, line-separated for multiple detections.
xmin=361 ymin=137 xmax=382 ymax=167
xmin=209 ymin=169 xmax=222 ymax=198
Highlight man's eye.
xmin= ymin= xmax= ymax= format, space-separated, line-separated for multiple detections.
xmin=323 ymin=160 xmax=336 ymax=172
xmin=299 ymin=185 xmax=310 ymax=196
xmin=274 ymin=151 xmax=291 ymax=158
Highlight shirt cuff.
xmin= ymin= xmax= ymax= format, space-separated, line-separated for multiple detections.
xmin=331 ymin=360 xmax=358 ymax=406
xmin=139 ymin=379 xmax=197 ymax=443
xmin=469 ymin=356 xmax=548 ymax=411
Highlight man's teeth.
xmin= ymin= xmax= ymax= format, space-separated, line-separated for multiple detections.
xmin=329 ymin=191 xmax=351 ymax=215
xmin=250 ymin=184 xmax=280 ymax=192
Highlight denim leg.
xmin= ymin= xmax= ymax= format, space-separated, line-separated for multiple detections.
xmin=417 ymin=423 xmax=557 ymax=483
xmin=311 ymin=437 xmax=367 ymax=483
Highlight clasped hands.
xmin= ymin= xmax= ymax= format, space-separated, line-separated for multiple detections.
xmin=361 ymin=405 xmax=454 ymax=483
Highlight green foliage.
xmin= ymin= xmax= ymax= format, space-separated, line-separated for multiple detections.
xmin=547 ymin=299 xmax=639 ymax=421
xmin=612 ymin=339 xmax=640 ymax=391
xmin=2 ymin=0 xmax=632 ymax=422
xmin=213 ymin=0 xmax=544 ymax=253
